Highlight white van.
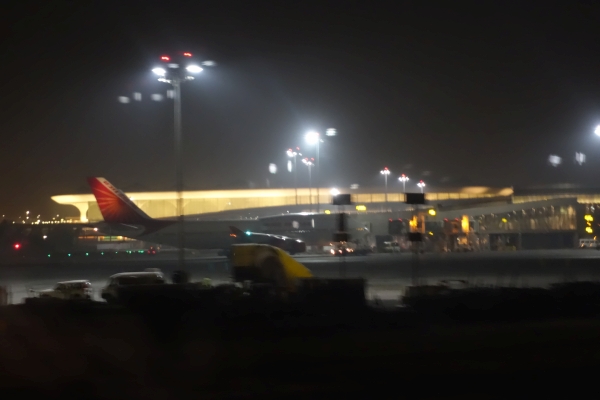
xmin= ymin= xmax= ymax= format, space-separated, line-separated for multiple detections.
xmin=101 ymin=271 xmax=166 ymax=303
xmin=579 ymin=239 xmax=599 ymax=249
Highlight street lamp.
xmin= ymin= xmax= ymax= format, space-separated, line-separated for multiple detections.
xmin=302 ymin=157 xmax=314 ymax=211
xmin=287 ymin=147 xmax=302 ymax=205
xmin=417 ymin=180 xmax=426 ymax=193
xmin=398 ymin=174 xmax=409 ymax=193
xmin=380 ymin=167 xmax=391 ymax=204
xmin=152 ymin=52 xmax=215 ymax=271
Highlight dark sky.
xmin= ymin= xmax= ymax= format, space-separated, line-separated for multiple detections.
xmin=3 ymin=0 xmax=600 ymax=218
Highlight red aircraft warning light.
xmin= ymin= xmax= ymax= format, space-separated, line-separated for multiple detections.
xmin=14 ymin=243 xmax=20 ymax=250
xmin=160 ymin=56 xmax=170 ymax=61
xmin=183 ymin=52 xmax=192 ymax=57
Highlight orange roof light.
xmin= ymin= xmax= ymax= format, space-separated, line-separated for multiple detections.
xmin=183 ymin=52 xmax=192 ymax=57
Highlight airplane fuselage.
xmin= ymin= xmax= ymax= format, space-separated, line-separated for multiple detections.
xmin=96 ymin=220 xmax=305 ymax=254
xmin=86 ymin=177 xmax=306 ymax=255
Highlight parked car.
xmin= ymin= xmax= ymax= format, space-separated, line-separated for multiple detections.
xmin=31 ymin=280 xmax=93 ymax=300
xmin=101 ymin=270 xmax=166 ymax=304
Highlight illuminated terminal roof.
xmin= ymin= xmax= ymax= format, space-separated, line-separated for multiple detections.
xmin=52 ymin=186 xmax=513 ymax=222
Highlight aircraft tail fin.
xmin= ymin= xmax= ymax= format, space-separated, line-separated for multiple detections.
xmin=87 ymin=177 xmax=152 ymax=224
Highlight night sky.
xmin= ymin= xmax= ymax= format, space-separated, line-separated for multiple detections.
xmin=4 ymin=1 xmax=600 ymax=218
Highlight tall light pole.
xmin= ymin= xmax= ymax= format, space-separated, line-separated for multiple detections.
xmin=152 ymin=52 xmax=215 ymax=271
xmin=380 ymin=167 xmax=391 ymax=205
xmin=305 ymin=131 xmax=321 ymax=213
xmin=302 ymin=157 xmax=314 ymax=211
xmin=287 ymin=147 xmax=301 ymax=205
xmin=398 ymin=174 xmax=409 ymax=193
xmin=305 ymin=128 xmax=336 ymax=214
xmin=417 ymin=180 xmax=426 ymax=194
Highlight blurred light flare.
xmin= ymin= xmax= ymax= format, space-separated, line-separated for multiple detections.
xmin=152 ymin=67 xmax=166 ymax=76
xmin=305 ymin=131 xmax=320 ymax=144
xmin=548 ymin=155 xmax=562 ymax=167
xmin=186 ymin=65 xmax=203 ymax=73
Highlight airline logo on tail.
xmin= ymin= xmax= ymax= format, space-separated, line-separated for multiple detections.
xmin=87 ymin=177 xmax=174 ymax=235
xmin=87 ymin=177 xmax=153 ymax=224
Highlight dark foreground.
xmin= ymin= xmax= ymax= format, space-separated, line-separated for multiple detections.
xmin=2 ymin=250 xmax=600 ymax=397
xmin=2 ymin=291 xmax=600 ymax=399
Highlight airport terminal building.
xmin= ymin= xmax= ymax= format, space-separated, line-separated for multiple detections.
xmin=50 ymin=184 xmax=600 ymax=251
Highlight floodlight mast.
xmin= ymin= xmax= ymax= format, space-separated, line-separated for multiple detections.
xmin=399 ymin=174 xmax=409 ymax=193
xmin=287 ymin=147 xmax=302 ymax=205
xmin=304 ymin=128 xmax=335 ymax=214
xmin=380 ymin=167 xmax=391 ymax=204
xmin=302 ymin=157 xmax=315 ymax=211
xmin=152 ymin=52 xmax=214 ymax=271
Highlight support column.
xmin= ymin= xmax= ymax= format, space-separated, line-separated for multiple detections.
xmin=74 ymin=203 xmax=89 ymax=222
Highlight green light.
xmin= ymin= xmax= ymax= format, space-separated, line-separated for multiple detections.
xmin=101 ymin=252 xmax=104 ymax=255
xmin=47 ymin=254 xmax=51 ymax=257
xmin=246 ymin=231 xmax=251 ymax=235
xmin=85 ymin=253 xmax=89 ymax=256
xmin=115 ymin=252 xmax=118 ymax=254
xmin=68 ymin=254 xmax=71 ymax=257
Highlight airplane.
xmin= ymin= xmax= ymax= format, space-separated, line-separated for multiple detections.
xmin=86 ymin=177 xmax=306 ymax=255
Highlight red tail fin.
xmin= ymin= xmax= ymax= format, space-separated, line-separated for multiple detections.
xmin=87 ymin=177 xmax=152 ymax=224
